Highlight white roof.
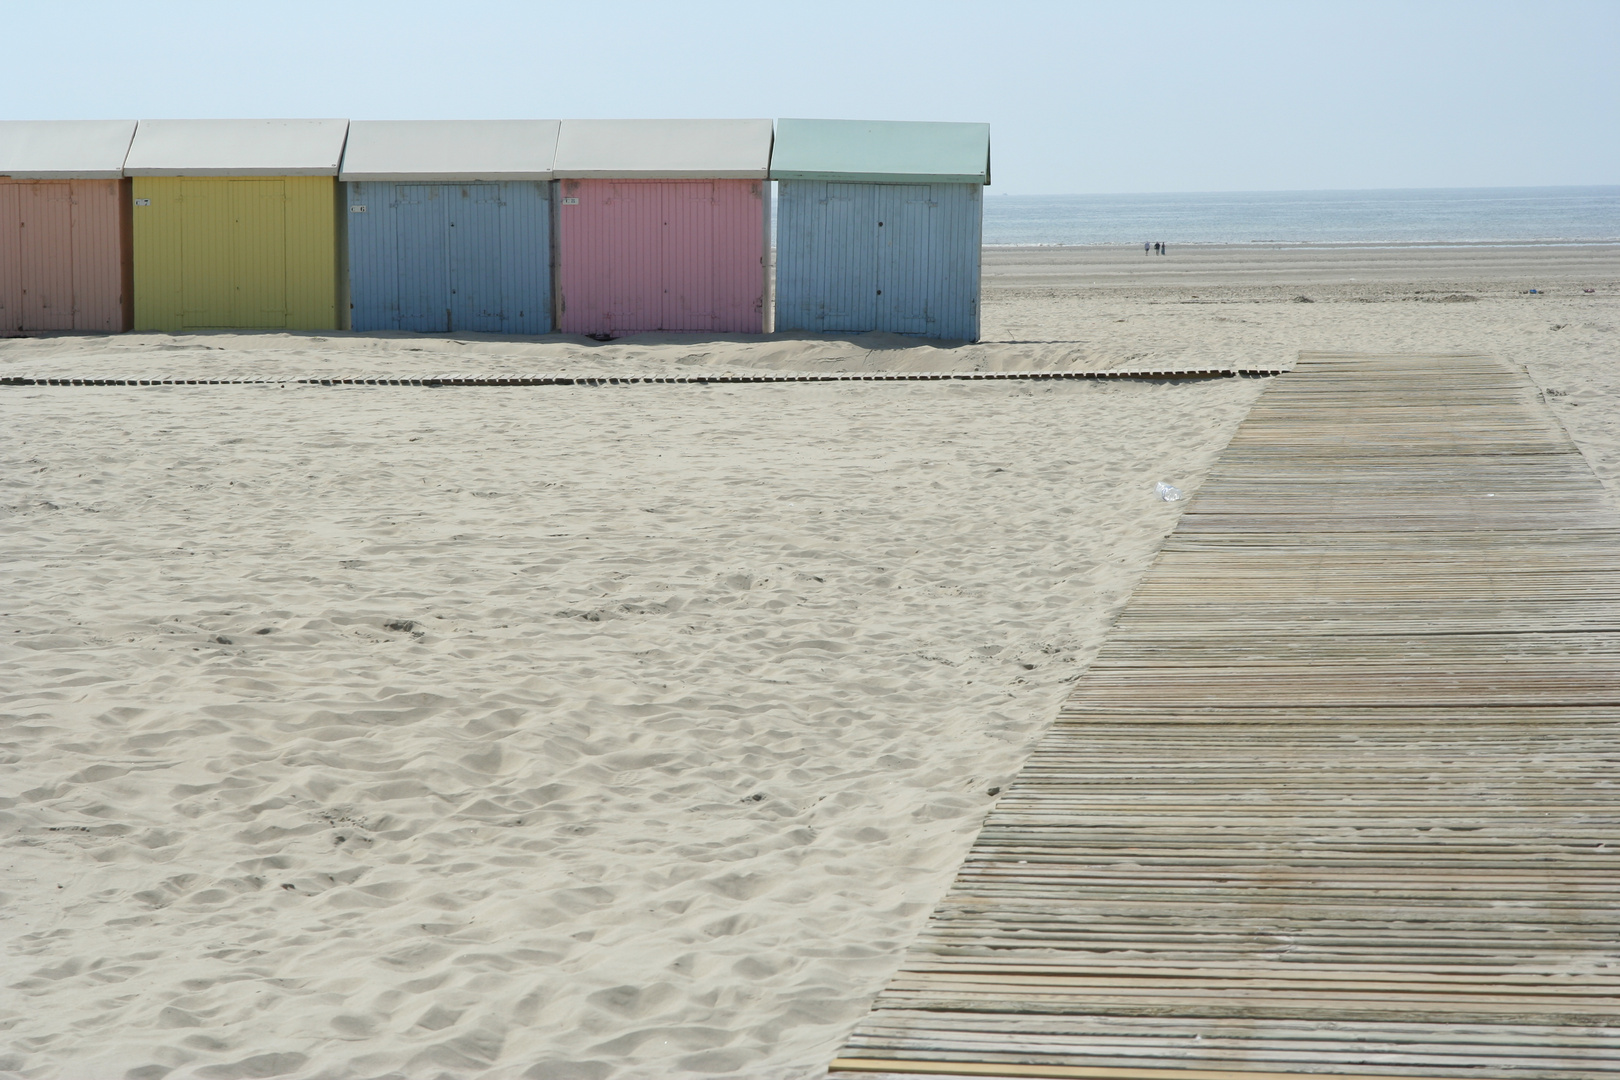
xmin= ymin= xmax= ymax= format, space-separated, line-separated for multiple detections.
xmin=0 ymin=120 xmax=137 ymax=179
xmin=339 ymin=120 xmax=559 ymax=181
xmin=124 ymin=119 xmax=349 ymax=176
xmin=553 ymin=119 xmax=772 ymax=179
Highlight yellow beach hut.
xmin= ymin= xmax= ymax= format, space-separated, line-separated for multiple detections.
xmin=124 ymin=119 xmax=348 ymax=332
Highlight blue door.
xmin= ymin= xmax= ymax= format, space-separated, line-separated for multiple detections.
xmin=448 ymin=184 xmax=503 ymax=333
xmin=497 ymin=182 xmax=552 ymax=334
xmin=820 ymin=184 xmax=878 ymax=331
xmin=775 ymin=181 xmax=877 ymax=334
xmin=348 ymin=181 xmax=553 ymax=334
xmin=774 ymin=180 xmax=981 ymax=341
xmin=395 ymin=184 xmax=450 ymax=332
xmin=877 ymin=185 xmax=934 ymax=336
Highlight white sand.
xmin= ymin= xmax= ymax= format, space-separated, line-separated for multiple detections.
xmin=1 ymin=243 xmax=1616 ymax=1080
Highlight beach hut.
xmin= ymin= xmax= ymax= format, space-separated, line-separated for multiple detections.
xmin=340 ymin=120 xmax=559 ymax=334
xmin=553 ymin=119 xmax=772 ymax=335
xmin=771 ymin=119 xmax=990 ymax=341
xmin=124 ymin=119 xmax=348 ymax=332
xmin=0 ymin=120 xmax=136 ymax=333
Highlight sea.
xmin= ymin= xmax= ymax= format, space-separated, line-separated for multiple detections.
xmin=980 ymin=186 xmax=1620 ymax=247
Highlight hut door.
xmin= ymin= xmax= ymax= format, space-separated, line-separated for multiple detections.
xmin=604 ymin=182 xmax=658 ymax=331
xmin=181 ymin=180 xmax=286 ymax=329
xmin=876 ymin=185 xmax=934 ymax=336
xmin=556 ymin=178 xmax=756 ymax=336
xmin=67 ymin=181 xmax=127 ymax=334
xmin=448 ymin=184 xmax=503 ymax=333
xmin=231 ymin=180 xmax=286 ymax=328
xmin=821 ymin=184 xmax=879 ymax=330
xmin=181 ymin=181 xmax=229 ymax=326
xmin=394 ymin=185 xmax=448 ymax=332
xmin=18 ymin=183 xmax=75 ymax=330
xmin=182 ymin=181 xmax=233 ymax=326
xmin=661 ymin=182 xmax=717 ymax=331
xmin=0 ymin=184 xmax=18 ymax=330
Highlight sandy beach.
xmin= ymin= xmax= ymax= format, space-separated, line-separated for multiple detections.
xmin=2 ymin=243 xmax=1617 ymax=1080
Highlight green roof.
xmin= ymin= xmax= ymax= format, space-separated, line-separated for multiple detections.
xmin=769 ymin=119 xmax=990 ymax=185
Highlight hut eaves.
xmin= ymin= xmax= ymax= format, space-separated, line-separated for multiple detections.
xmin=339 ymin=120 xmax=560 ymax=182
xmin=0 ymin=120 xmax=138 ymax=179
xmin=769 ymin=118 xmax=990 ymax=185
xmin=553 ymin=119 xmax=772 ymax=179
xmin=123 ymin=119 xmax=348 ymax=177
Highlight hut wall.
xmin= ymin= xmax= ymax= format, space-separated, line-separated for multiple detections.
xmin=0 ymin=179 xmax=131 ymax=333
xmin=132 ymin=176 xmax=340 ymax=332
xmin=346 ymin=180 xmax=552 ymax=334
xmin=775 ymin=180 xmax=981 ymax=341
xmin=556 ymin=178 xmax=765 ymax=335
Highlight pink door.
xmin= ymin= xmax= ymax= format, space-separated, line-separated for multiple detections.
xmin=604 ymin=181 xmax=660 ymax=331
xmin=558 ymin=178 xmax=763 ymax=336
xmin=69 ymin=181 xmax=129 ymax=333
xmin=0 ymin=184 xmax=19 ymax=331
xmin=19 ymin=183 xmax=75 ymax=331
xmin=0 ymin=180 xmax=129 ymax=333
xmin=662 ymin=181 xmax=716 ymax=331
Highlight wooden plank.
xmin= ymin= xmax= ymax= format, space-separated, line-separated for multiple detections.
xmin=831 ymin=354 xmax=1620 ymax=1079
xmin=830 ymin=1060 xmax=1497 ymax=1080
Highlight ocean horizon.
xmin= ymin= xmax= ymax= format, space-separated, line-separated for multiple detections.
xmin=980 ymin=185 xmax=1620 ymax=247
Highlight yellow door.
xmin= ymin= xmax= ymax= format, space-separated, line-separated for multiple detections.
xmin=231 ymin=180 xmax=286 ymax=328
xmin=134 ymin=176 xmax=335 ymax=332
xmin=180 ymin=178 xmax=286 ymax=329
xmin=181 ymin=180 xmax=232 ymax=326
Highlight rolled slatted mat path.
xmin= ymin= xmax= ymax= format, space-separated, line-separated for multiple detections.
xmin=831 ymin=353 xmax=1620 ymax=1079
xmin=0 ymin=368 xmax=1281 ymax=388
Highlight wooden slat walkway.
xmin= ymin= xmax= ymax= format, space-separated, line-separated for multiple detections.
xmin=831 ymin=354 xmax=1620 ymax=1080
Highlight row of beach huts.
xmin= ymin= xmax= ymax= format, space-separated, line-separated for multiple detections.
xmin=0 ymin=118 xmax=991 ymax=341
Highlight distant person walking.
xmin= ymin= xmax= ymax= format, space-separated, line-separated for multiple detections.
xmin=1162 ymin=242 xmax=1169 ymax=255
xmin=1153 ymin=242 xmax=1161 ymax=255
xmin=1145 ymin=242 xmax=1151 ymax=255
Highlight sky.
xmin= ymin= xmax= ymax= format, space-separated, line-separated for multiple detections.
xmin=6 ymin=0 xmax=1617 ymax=195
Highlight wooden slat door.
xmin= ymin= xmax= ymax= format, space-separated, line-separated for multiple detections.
xmin=18 ymin=183 xmax=76 ymax=331
xmin=67 ymin=180 xmax=129 ymax=333
xmin=659 ymin=181 xmax=717 ymax=332
xmin=875 ymin=185 xmax=935 ymax=336
xmin=819 ymin=183 xmax=879 ymax=330
xmin=0 ymin=183 xmax=24 ymax=331
xmin=448 ymin=183 xmax=503 ymax=333
xmin=603 ymin=181 xmax=659 ymax=333
xmin=181 ymin=179 xmax=287 ymax=329
xmin=229 ymin=180 xmax=285 ymax=328
xmin=180 ymin=180 xmax=233 ymax=327
xmin=393 ymin=184 xmax=448 ymax=332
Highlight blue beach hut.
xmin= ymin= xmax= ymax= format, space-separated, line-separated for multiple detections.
xmin=339 ymin=120 xmax=559 ymax=334
xmin=771 ymin=119 xmax=990 ymax=341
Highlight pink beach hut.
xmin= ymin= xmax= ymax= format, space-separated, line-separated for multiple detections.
xmin=0 ymin=121 xmax=136 ymax=333
xmin=553 ymin=119 xmax=772 ymax=336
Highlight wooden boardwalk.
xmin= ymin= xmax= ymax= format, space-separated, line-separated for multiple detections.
xmin=831 ymin=354 xmax=1620 ymax=1080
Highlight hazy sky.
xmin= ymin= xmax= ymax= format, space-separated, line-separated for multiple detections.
xmin=8 ymin=0 xmax=1617 ymax=194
